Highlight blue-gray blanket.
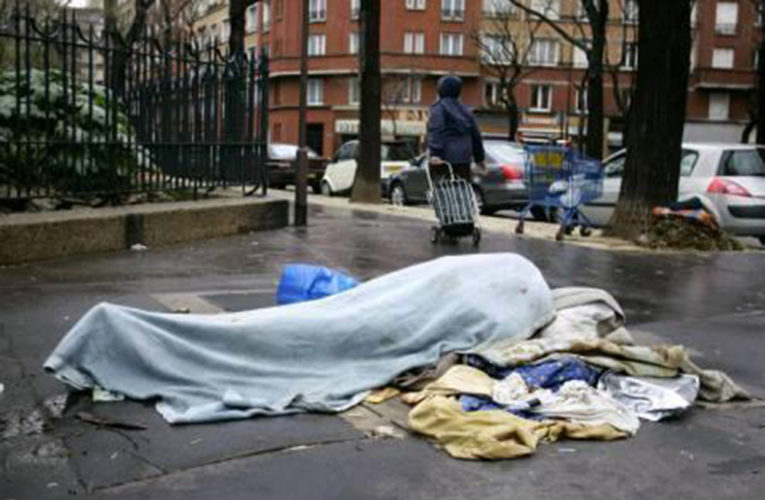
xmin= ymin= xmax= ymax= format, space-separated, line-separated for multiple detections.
xmin=44 ymin=253 xmax=554 ymax=423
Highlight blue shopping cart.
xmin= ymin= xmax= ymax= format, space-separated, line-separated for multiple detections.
xmin=515 ymin=146 xmax=603 ymax=241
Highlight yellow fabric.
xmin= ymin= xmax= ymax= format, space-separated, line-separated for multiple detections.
xmin=365 ymin=387 xmax=401 ymax=404
xmin=408 ymin=395 xmax=626 ymax=460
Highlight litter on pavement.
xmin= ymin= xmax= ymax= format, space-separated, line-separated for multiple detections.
xmin=42 ymin=253 xmax=750 ymax=461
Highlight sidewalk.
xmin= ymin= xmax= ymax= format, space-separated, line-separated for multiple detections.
xmin=1 ymin=199 xmax=764 ymax=499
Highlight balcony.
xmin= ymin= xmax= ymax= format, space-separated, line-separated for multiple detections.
xmin=691 ymin=67 xmax=754 ymax=90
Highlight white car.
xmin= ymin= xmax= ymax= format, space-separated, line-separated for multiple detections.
xmin=581 ymin=143 xmax=765 ymax=243
xmin=321 ymin=140 xmax=415 ymax=196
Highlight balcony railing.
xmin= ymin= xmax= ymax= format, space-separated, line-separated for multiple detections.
xmin=442 ymin=8 xmax=464 ymax=21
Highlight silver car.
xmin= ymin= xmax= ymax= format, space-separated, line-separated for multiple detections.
xmin=388 ymin=140 xmax=548 ymax=217
xmin=581 ymin=143 xmax=765 ymax=243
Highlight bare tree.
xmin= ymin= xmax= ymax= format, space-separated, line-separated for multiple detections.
xmin=609 ymin=0 xmax=692 ymax=238
xmin=742 ymin=0 xmax=765 ymax=144
xmin=509 ymin=0 xmax=609 ymax=159
xmin=104 ymin=0 xmax=155 ymax=96
xmin=472 ymin=1 xmax=541 ymax=141
xmin=604 ymin=0 xmax=638 ymax=149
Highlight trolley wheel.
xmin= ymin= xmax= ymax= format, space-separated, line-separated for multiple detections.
xmin=555 ymin=227 xmax=566 ymax=241
xmin=472 ymin=228 xmax=481 ymax=247
xmin=515 ymin=220 xmax=525 ymax=235
xmin=430 ymin=226 xmax=441 ymax=244
xmin=580 ymin=226 xmax=592 ymax=237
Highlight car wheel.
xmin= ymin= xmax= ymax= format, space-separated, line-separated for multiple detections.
xmin=759 ymin=236 xmax=765 ymax=246
xmin=320 ymin=181 xmax=333 ymax=197
xmin=390 ymin=183 xmax=408 ymax=206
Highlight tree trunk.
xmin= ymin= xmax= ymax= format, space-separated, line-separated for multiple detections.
xmin=608 ymin=0 xmax=691 ymax=239
xmin=584 ymin=0 xmax=607 ymax=160
xmin=106 ymin=0 xmax=152 ymax=97
xmin=350 ymin=0 xmax=382 ymax=204
xmin=223 ymin=0 xmax=248 ymax=181
xmin=506 ymin=95 xmax=519 ymax=142
xmin=756 ymin=3 xmax=765 ymax=144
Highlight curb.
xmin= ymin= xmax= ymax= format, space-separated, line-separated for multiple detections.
xmin=0 ymin=197 xmax=288 ymax=266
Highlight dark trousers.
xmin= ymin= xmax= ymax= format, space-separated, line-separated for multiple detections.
xmin=430 ymin=162 xmax=471 ymax=183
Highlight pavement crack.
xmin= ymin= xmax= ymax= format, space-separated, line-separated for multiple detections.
xmin=93 ymin=436 xmax=366 ymax=494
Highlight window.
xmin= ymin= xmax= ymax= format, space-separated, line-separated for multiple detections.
xmin=574 ymin=88 xmax=587 ymax=114
xmin=350 ymin=0 xmax=360 ymax=20
xmin=308 ymin=79 xmax=324 ymax=105
xmin=481 ymin=35 xmax=511 ymax=63
xmin=712 ymin=48 xmax=735 ymax=69
xmin=529 ymin=39 xmax=558 ymax=66
xmin=720 ymin=150 xmax=765 ymax=176
xmin=388 ymin=76 xmax=422 ymax=103
xmin=310 ymin=0 xmax=327 ymax=22
xmin=572 ymin=41 xmax=588 ymax=68
xmin=715 ymin=2 xmax=738 ymax=35
xmin=275 ymin=0 xmax=284 ymax=19
xmin=308 ymin=34 xmax=326 ymax=56
xmin=349 ymin=77 xmax=360 ymax=105
xmin=530 ymin=0 xmax=559 ymax=20
xmin=262 ymin=0 xmax=271 ymax=32
xmin=411 ymin=77 xmax=422 ymax=103
xmin=406 ymin=0 xmax=426 ymax=11
xmin=273 ymin=81 xmax=282 ymax=105
xmin=246 ymin=5 xmax=258 ymax=33
xmin=483 ymin=0 xmax=514 ymax=17
xmin=680 ymin=151 xmax=699 ymax=176
xmin=349 ymin=32 xmax=359 ymax=54
xmin=623 ymin=0 xmax=638 ymax=24
xmin=221 ymin=19 xmax=230 ymax=42
xmin=484 ymin=81 xmax=502 ymax=107
xmin=708 ymin=93 xmax=730 ymax=120
xmin=623 ymin=42 xmax=638 ymax=69
xmin=530 ymin=84 xmax=552 ymax=111
xmin=440 ymin=33 xmax=463 ymax=56
xmin=442 ymin=0 xmax=465 ymax=20
xmin=404 ymin=32 xmax=425 ymax=54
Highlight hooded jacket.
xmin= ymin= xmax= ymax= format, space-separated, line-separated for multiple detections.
xmin=427 ymin=76 xmax=485 ymax=165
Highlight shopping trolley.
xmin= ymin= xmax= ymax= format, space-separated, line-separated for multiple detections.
xmin=425 ymin=158 xmax=481 ymax=246
xmin=515 ymin=146 xmax=603 ymax=241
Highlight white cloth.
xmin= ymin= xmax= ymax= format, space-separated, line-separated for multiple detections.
xmin=530 ymin=380 xmax=640 ymax=435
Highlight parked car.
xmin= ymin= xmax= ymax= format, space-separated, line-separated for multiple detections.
xmin=386 ymin=140 xmax=548 ymax=218
xmin=581 ymin=143 xmax=765 ymax=243
xmin=321 ymin=140 xmax=417 ymax=196
xmin=266 ymin=143 xmax=325 ymax=193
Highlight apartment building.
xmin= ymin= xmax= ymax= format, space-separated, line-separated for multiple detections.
xmin=185 ymin=0 xmax=761 ymax=156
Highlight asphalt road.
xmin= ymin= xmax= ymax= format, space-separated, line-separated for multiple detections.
xmin=1 ymin=205 xmax=764 ymax=499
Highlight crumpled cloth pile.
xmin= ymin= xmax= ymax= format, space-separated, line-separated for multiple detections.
xmin=402 ymin=287 xmax=750 ymax=460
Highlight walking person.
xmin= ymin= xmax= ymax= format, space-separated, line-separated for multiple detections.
xmin=427 ymin=76 xmax=486 ymax=182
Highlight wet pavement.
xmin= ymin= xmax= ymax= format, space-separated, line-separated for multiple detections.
xmin=1 ymin=205 xmax=765 ymax=499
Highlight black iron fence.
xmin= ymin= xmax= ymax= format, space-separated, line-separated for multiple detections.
xmin=0 ymin=3 xmax=269 ymax=202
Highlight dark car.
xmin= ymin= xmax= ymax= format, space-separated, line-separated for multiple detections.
xmin=267 ymin=143 xmax=326 ymax=193
xmin=387 ymin=140 xmax=546 ymax=217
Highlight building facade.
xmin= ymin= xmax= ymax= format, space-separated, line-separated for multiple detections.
xmin=185 ymin=0 xmax=760 ymax=156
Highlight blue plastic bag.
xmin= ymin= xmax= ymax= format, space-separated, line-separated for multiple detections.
xmin=276 ymin=264 xmax=359 ymax=305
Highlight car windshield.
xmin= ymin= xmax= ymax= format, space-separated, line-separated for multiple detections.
xmin=381 ymin=143 xmax=414 ymax=161
xmin=270 ymin=144 xmax=318 ymax=159
xmin=484 ymin=142 xmax=525 ymax=165
xmin=722 ymin=149 xmax=765 ymax=176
